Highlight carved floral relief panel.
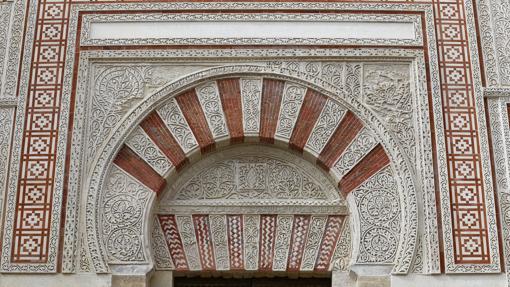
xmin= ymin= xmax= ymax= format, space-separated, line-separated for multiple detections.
xmin=362 ymin=64 xmax=415 ymax=162
xmin=100 ymin=165 xmax=153 ymax=263
xmin=174 ymin=157 xmax=329 ymax=202
xmin=353 ymin=167 xmax=401 ymax=263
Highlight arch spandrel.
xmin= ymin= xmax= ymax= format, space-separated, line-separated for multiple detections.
xmin=87 ymin=65 xmax=417 ymax=275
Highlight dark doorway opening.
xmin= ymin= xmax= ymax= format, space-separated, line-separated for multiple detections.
xmin=174 ymin=277 xmax=331 ymax=287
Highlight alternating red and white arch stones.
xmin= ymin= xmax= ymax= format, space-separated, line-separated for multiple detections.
xmin=112 ymin=77 xmax=391 ymax=195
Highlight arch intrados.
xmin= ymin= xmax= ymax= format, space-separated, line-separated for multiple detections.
xmin=86 ymin=65 xmax=417 ymax=274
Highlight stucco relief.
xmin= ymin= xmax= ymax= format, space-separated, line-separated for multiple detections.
xmin=80 ymin=12 xmax=423 ymax=47
xmin=243 ymin=214 xmax=260 ymax=271
xmin=87 ymin=63 xmax=212 ymax=171
xmin=0 ymin=0 xmax=454 ymax=276
xmin=0 ymin=2 xmax=11 ymax=96
xmin=154 ymin=213 xmax=347 ymax=273
xmin=300 ymin=216 xmax=328 ymax=270
xmin=486 ymin=93 xmax=510 ymax=284
xmin=275 ymin=83 xmax=307 ymax=140
xmin=0 ymin=108 xmax=13 ymax=234
xmin=175 ymin=215 xmax=201 ymax=271
xmin=240 ymin=78 xmax=263 ymax=136
xmin=209 ymin=214 xmax=230 ymax=271
xmin=156 ymin=98 xmax=198 ymax=154
xmin=161 ymin=145 xmax=342 ymax=205
xmin=87 ymin=66 xmax=147 ymax=165
xmin=305 ymin=99 xmax=347 ymax=156
xmin=272 ymin=215 xmax=294 ymax=271
xmin=331 ymin=219 xmax=352 ymax=271
xmin=0 ymin=0 xmax=26 ymax=102
xmin=152 ymin=145 xmax=349 ymax=273
xmin=332 ymin=128 xmax=379 ymax=179
xmin=86 ymin=64 xmax=234 ymax=170
xmin=151 ymin=218 xmax=174 ymax=270
xmin=195 ymin=81 xmax=229 ymax=139
xmin=125 ymin=127 xmax=172 ymax=176
xmin=353 ymin=167 xmax=401 ymax=263
xmin=145 ymin=65 xmax=217 ymax=95
xmin=171 ymin=156 xmax=333 ymax=203
xmin=100 ymin=165 xmax=153 ymax=263
xmin=479 ymin=0 xmax=510 ymax=86
xmin=74 ymin=62 xmax=421 ymax=274
xmin=493 ymin=1 xmax=510 ymax=86
xmin=362 ymin=64 xmax=415 ymax=162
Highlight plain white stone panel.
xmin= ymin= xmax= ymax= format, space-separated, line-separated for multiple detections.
xmin=89 ymin=21 xmax=415 ymax=40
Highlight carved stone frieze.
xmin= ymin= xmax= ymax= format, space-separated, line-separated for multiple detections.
xmin=210 ymin=214 xmax=230 ymax=271
xmin=155 ymin=213 xmax=347 ymax=273
xmin=1 ymin=0 xmax=496 ymax=276
xmin=78 ymin=237 xmax=92 ymax=273
xmin=164 ymin=145 xmax=341 ymax=206
xmin=240 ymin=78 xmax=263 ymax=136
xmin=161 ymin=205 xmax=345 ymax=216
xmin=0 ymin=0 xmax=26 ymax=99
xmin=300 ymin=216 xmax=328 ymax=271
xmin=176 ymin=215 xmax=201 ymax=271
xmin=345 ymin=63 xmax=362 ymax=98
xmin=243 ymin=214 xmax=260 ymax=271
xmin=0 ymin=0 xmax=447 ymax=274
xmin=145 ymin=65 xmax=217 ymax=94
xmin=486 ymin=95 xmax=510 ymax=283
xmin=411 ymin=236 xmax=424 ymax=273
xmin=492 ymin=1 xmax=510 ymax=86
xmin=80 ymin=12 xmax=423 ymax=47
xmin=0 ymin=3 xmax=11 ymax=96
xmin=88 ymin=64 xmax=214 ymax=170
xmin=478 ymin=0 xmax=510 ymax=86
xmin=175 ymin=157 xmax=328 ymax=202
xmin=331 ymin=218 xmax=351 ymax=271
xmin=272 ymin=215 xmax=293 ymax=271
